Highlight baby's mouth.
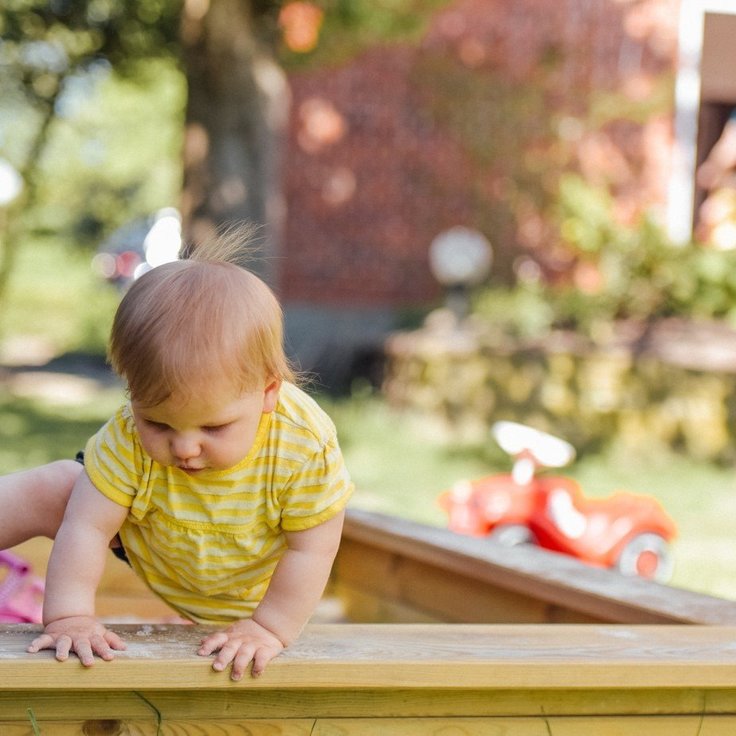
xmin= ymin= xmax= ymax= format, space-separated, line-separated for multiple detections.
xmin=178 ymin=465 xmax=205 ymax=474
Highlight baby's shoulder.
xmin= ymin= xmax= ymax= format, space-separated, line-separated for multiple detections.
xmin=95 ymin=403 xmax=136 ymax=443
xmin=273 ymin=382 xmax=338 ymax=447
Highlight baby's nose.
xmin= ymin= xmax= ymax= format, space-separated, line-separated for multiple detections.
xmin=171 ymin=434 xmax=201 ymax=460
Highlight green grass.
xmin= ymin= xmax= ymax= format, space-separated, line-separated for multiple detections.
xmin=1 ymin=236 xmax=120 ymax=357
xmin=0 ymin=383 xmax=125 ymax=469
xmin=2 ymin=237 xmax=736 ymax=602
xmin=323 ymin=396 xmax=736 ymax=602
xmin=568 ymin=445 xmax=736 ymax=601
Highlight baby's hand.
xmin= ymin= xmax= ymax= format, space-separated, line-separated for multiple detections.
xmin=197 ymin=618 xmax=285 ymax=680
xmin=27 ymin=616 xmax=126 ymax=666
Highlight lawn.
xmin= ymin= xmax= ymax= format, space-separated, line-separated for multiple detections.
xmin=2 ymin=237 xmax=736 ymax=602
xmin=323 ymin=395 xmax=736 ymax=602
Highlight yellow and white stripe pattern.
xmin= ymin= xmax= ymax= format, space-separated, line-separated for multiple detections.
xmin=84 ymin=382 xmax=353 ymax=623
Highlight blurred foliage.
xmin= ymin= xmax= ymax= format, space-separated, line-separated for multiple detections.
xmin=475 ymin=173 xmax=736 ymax=339
xmin=0 ymin=0 xmax=181 ymax=88
xmin=280 ymin=0 xmax=452 ymax=68
xmin=587 ymin=76 xmax=673 ymax=129
xmin=36 ymin=58 xmax=185 ymax=242
xmin=411 ymin=54 xmax=554 ymax=282
xmin=0 ymin=0 xmax=184 ymax=239
xmin=0 ymin=0 xmax=182 ymax=182
xmin=3 ymin=0 xmax=727 ymax=344
xmin=0 ymin=0 xmax=455 ymax=253
xmin=0 ymin=0 xmax=184 ymax=309
xmin=472 ymin=285 xmax=557 ymax=340
xmin=1 ymin=234 xmax=121 ymax=355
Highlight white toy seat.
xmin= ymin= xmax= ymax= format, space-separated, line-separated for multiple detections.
xmin=491 ymin=421 xmax=576 ymax=469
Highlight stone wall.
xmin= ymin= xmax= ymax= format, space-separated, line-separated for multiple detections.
xmin=384 ymin=315 xmax=736 ymax=461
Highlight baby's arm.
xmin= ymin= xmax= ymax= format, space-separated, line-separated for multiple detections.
xmin=27 ymin=471 xmax=129 ymax=665
xmin=198 ymin=509 xmax=345 ymax=680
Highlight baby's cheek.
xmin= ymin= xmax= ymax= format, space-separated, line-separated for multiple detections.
xmin=139 ymin=434 xmax=166 ymax=463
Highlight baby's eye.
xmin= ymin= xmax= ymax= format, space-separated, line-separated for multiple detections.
xmin=146 ymin=420 xmax=170 ymax=431
xmin=203 ymin=424 xmax=229 ymax=434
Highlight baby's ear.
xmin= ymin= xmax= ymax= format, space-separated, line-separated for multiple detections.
xmin=262 ymin=378 xmax=282 ymax=412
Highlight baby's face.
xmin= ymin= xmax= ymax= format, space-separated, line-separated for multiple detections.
xmin=131 ymin=379 xmax=280 ymax=473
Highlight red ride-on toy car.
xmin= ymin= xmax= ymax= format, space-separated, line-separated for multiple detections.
xmin=438 ymin=421 xmax=677 ymax=582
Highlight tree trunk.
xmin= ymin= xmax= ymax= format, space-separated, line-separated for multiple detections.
xmin=179 ymin=0 xmax=289 ymax=289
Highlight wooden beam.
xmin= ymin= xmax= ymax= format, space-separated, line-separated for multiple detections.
xmin=335 ymin=509 xmax=736 ymax=625
xmin=5 ymin=622 xmax=736 ymax=690
xmin=2 ymin=623 xmax=736 ymax=732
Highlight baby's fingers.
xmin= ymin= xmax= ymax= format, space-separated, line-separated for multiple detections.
xmin=27 ymin=633 xmax=56 ymax=654
xmin=72 ymin=638 xmax=96 ymax=666
xmin=27 ymin=633 xmax=123 ymax=667
xmin=103 ymin=630 xmax=127 ymax=652
xmin=27 ymin=632 xmax=78 ymax=662
xmin=89 ymin=633 xmax=124 ymax=663
xmin=198 ymin=631 xmax=228 ymax=657
xmin=211 ymin=640 xmax=246 ymax=674
xmin=251 ymin=645 xmax=281 ymax=678
xmin=228 ymin=644 xmax=259 ymax=681
xmin=229 ymin=642 xmax=283 ymax=680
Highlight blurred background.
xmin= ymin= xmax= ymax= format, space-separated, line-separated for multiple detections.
xmin=2 ymin=0 xmax=736 ymax=600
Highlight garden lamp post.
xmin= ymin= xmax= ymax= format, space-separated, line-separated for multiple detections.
xmin=429 ymin=226 xmax=492 ymax=323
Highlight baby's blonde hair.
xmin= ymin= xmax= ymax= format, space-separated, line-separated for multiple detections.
xmin=109 ymin=225 xmax=294 ymax=407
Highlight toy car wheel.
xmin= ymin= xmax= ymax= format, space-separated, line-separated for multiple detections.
xmin=488 ymin=524 xmax=536 ymax=547
xmin=615 ymin=533 xmax=673 ymax=583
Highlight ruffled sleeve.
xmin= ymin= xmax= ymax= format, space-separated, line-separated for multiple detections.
xmin=278 ymin=433 xmax=353 ymax=532
xmin=84 ymin=405 xmax=145 ymax=510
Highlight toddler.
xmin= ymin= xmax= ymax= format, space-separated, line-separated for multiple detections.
xmin=0 ymin=232 xmax=353 ymax=679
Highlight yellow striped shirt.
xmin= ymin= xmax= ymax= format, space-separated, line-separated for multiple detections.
xmin=84 ymin=382 xmax=353 ymax=623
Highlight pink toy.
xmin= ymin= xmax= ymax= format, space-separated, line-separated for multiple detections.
xmin=0 ymin=550 xmax=44 ymax=623
xmin=439 ymin=421 xmax=677 ymax=582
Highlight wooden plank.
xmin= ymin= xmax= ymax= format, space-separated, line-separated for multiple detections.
xmin=4 ymin=623 xmax=736 ymax=691
xmin=545 ymin=716 xmax=736 ymax=736
xmin=334 ymin=541 xmax=601 ymax=624
xmin=334 ymin=584 xmax=445 ymax=624
xmin=0 ymin=720 xmax=315 ymax=734
xmin=310 ymin=717 xmax=736 ymax=736
xmin=7 ymin=512 xmax=736 ymax=732
xmin=3 ymin=623 xmax=736 ymax=731
xmin=2 ymin=687 xmax=734 ymax=720
xmin=0 ymin=693 xmax=157 ymax=720
xmin=14 ymin=510 xmax=735 ymax=627
xmin=2 ymin=717 xmax=732 ymax=735
xmin=337 ymin=510 xmax=736 ymax=625
xmin=312 ymin=719 xmax=552 ymax=735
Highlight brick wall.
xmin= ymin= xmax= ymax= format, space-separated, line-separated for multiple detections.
xmin=281 ymin=0 xmax=679 ymax=309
